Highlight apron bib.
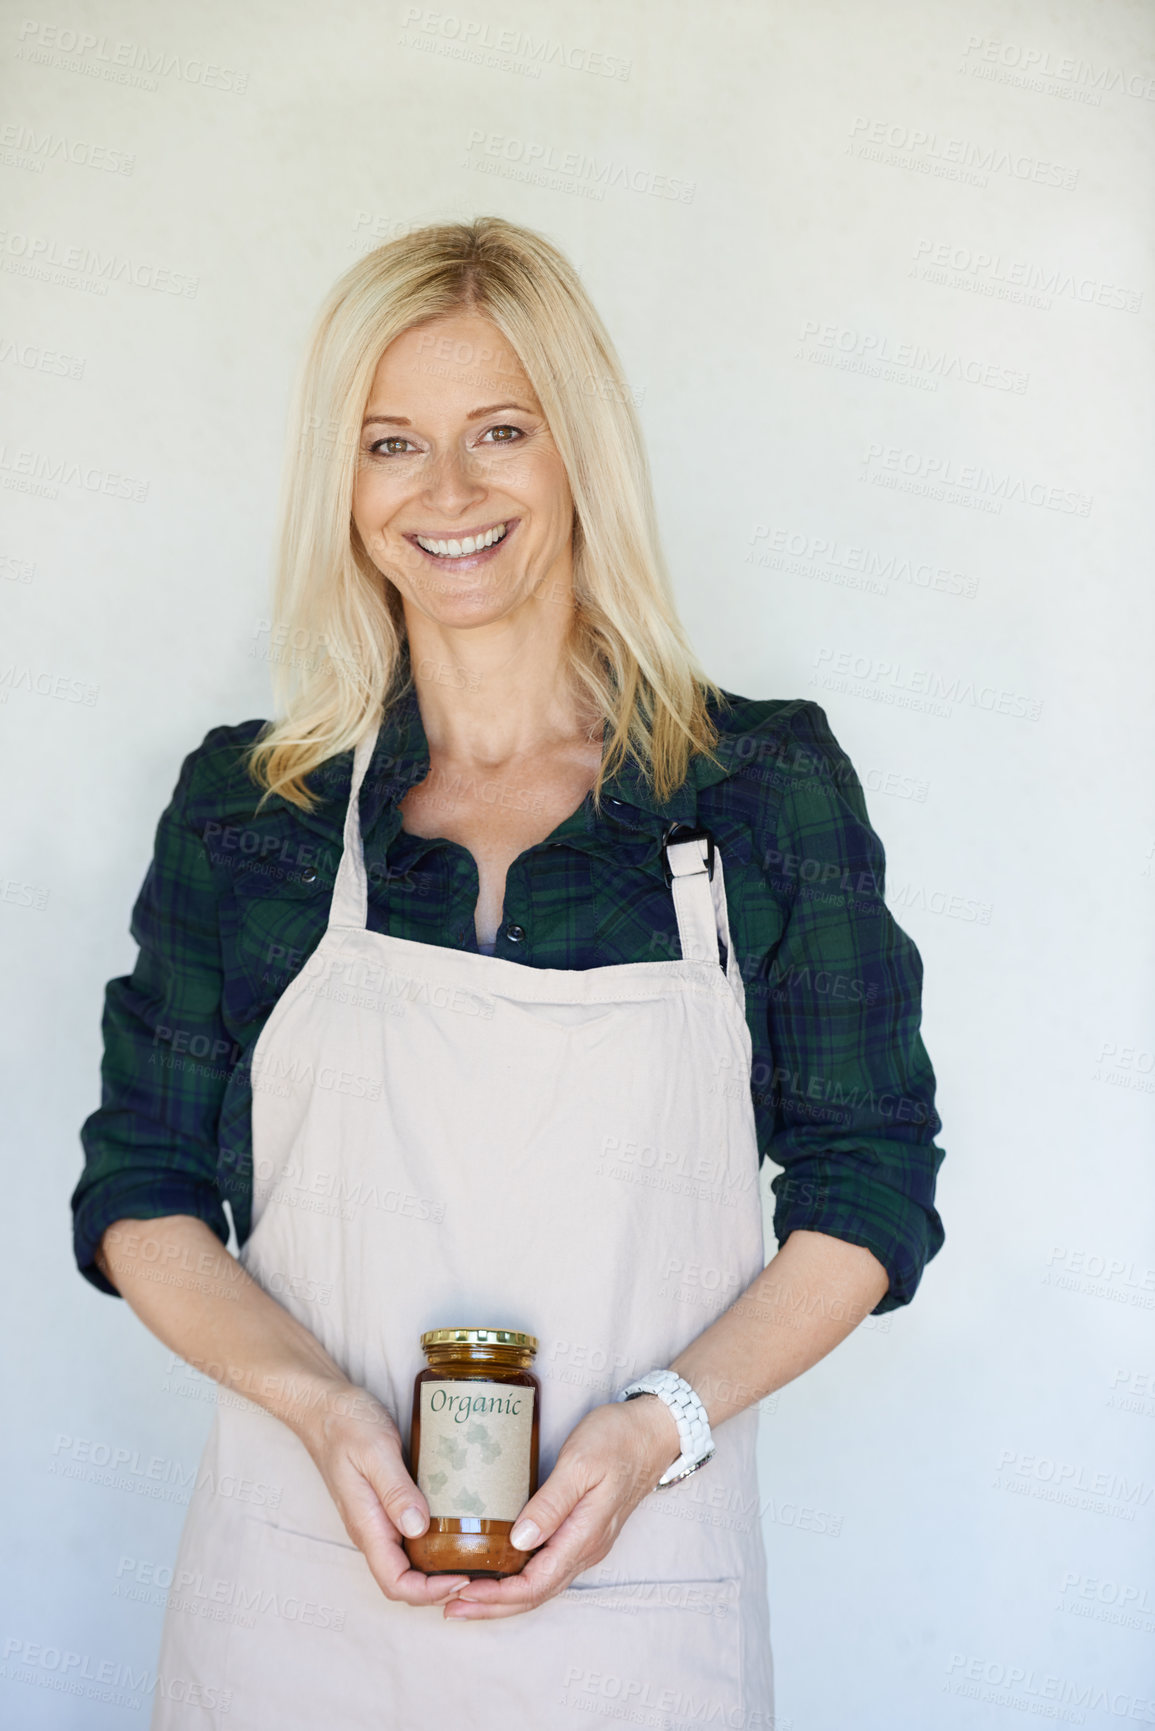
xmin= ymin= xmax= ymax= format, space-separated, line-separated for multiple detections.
xmin=151 ymin=726 xmax=775 ymax=1729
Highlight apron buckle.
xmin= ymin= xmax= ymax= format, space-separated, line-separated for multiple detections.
xmin=660 ymin=823 xmax=716 ymax=886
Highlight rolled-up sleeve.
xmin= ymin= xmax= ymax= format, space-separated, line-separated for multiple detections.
xmin=756 ymin=703 xmax=946 ymax=1313
xmin=72 ymin=733 xmax=232 ymax=1295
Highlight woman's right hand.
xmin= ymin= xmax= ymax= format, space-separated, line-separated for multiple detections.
xmin=97 ymin=1217 xmax=471 ymax=1613
xmin=295 ymin=1377 xmax=472 ymax=1609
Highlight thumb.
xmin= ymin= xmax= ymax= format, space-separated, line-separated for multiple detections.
xmin=508 ymin=1455 xmax=592 ymax=1552
xmin=354 ymin=1437 xmax=430 ymax=1542
xmin=376 ymin=1471 xmax=430 ymax=1541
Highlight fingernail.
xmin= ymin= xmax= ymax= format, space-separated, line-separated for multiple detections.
xmin=399 ymin=1505 xmax=426 ymax=1537
xmin=509 ymin=1518 xmax=540 ymax=1549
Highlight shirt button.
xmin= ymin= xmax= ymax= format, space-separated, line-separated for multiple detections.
xmin=504 ymin=923 xmax=526 ymax=943
xmin=301 ymin=867 xmax=318 ymax=884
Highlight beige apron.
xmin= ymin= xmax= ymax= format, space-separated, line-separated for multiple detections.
xmin=151 ymin=725 xmax=775 ymax=1728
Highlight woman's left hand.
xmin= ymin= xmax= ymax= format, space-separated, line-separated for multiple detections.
xmin=441 ymin=1394 xmax=681 ymax=1620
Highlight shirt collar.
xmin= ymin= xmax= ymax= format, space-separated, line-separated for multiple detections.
xmin=298 ymin=666 xmax=730 ymax=845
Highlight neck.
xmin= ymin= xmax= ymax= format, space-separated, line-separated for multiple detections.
xmin=401 ymin=593 xmax=599 ymax=767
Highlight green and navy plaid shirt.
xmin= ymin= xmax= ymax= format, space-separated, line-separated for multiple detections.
xmin=72 ymin=678 xmax=946 ymax=1314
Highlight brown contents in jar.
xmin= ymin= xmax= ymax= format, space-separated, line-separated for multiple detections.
xmin=404 ymin=1326 xmax=540 ymax=1578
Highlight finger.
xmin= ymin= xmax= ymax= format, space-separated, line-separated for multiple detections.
xmin=337 ymin=1463 xmax=470 ymax=1606
xmin=443 ymin=1548 xmax=584 ymax=1618
xmin=363 ymin=1524 xmax=472 ymax=1606
xmin=445 ymin=1489 xmax=610 ymax=1620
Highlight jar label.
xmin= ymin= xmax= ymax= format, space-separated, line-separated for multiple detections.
xmin=417 ymin=1379 xmax=534 ymax=1522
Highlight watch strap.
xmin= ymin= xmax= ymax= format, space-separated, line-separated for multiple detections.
xmin=616 ymin=1368 xmax=715 ymax=1487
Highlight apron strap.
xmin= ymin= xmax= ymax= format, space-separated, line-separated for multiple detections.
xmin=665 ymin=835 xmax=746 ymax=1002
xmin=327 ymin=724 xmax=379 ymax=931
xmin=329 ymin=726 xmax=746 ymax=1013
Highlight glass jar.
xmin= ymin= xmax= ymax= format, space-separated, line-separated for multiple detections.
xmin=404 ymin=1326 xmax=541 ymax=1577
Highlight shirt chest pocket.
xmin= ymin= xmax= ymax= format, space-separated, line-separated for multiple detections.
xmin=210 ymin=819 xmax=337 ymax=1004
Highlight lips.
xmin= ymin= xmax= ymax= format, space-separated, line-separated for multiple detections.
xmin=409 ymin=519 xmax=514 ymax=561
xmin=402 ymin=517 xmax=519 ymax=574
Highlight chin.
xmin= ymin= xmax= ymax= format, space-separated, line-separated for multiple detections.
xmin=405 ymin=589 xmax=523 ymax=629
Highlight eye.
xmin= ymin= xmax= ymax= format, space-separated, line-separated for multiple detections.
xmin=480 ymin=424 xmax=525 ymax=445
xmin=369 ymin=435 xmax=418 ymax=457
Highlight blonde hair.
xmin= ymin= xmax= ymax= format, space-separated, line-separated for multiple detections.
xmin=246 ymin=215 xmax=724 ymax=812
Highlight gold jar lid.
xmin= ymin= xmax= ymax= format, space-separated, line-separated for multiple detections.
xmin=420 ymin=1326 xmax=538 ymax=1352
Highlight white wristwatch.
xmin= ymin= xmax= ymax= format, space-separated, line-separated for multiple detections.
xmin=616 ymin=1368 xmax=715 ymax=1487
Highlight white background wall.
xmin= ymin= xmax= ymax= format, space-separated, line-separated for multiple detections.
xmin=2 ymin=1 xmax=1152 ymax=1726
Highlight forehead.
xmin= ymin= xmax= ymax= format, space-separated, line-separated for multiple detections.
xmin=365 ymin=311 xmax=537 ymax=410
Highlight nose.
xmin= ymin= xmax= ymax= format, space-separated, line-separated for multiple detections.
xmin=420 ymin=444 xmax=487 ymax=518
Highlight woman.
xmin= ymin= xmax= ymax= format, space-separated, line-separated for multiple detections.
xmin=73 ymin=216 xmax=945 ymax=1727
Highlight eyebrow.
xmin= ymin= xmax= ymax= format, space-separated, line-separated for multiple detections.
xmin=361 ymin=401 xmax=534 ymax=429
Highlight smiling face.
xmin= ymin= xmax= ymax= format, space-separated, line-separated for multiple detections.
xmin=351 ymin=310 xmax=576 ymax=635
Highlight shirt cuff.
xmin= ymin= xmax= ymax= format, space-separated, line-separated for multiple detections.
xmin=770 ymin=1159 xmax=945 ymax=1314
xmin=72 ymin=1176 xmax=231 ymax=1297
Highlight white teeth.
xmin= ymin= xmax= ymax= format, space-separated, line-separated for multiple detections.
xmin=414 ymin=522 xmax=508 ymax=558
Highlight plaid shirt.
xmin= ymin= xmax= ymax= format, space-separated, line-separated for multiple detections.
xmin=73 ymin=679 xmax=946 ymax=1313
